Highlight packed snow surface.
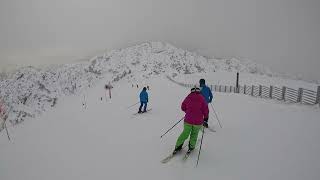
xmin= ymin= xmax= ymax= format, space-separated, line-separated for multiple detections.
xmin=1 ymin=75 xmax=320 ymax=180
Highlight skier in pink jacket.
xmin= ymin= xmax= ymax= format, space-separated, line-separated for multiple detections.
xmin=173 ymin=86 xmax=209 ymax=154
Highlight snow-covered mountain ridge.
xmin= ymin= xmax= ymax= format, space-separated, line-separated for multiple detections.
xmin=89 ymin=42 xmax=275 ymax=82
xmin=0 ymin=42 xmax=304 ymax=129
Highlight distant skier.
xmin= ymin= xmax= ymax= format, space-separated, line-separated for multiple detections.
xmin=138 ymin=87 xmax=148 ymax=113
xmin=199 ymin=79 xmax=213 ymax=128
xmin=105 ymin=83 xmax=113 ymax=99
xmin=173 ymin=86 xmax=209 ymax=154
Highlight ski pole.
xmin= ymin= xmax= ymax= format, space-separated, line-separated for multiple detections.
xmin=160 ymin=117 xmax=184 ymax=138
xmin=196 ymin=125 xmax=205 ymax=167
xmin=210 ymin=103 xmax=222 ymax=128
xmin=127 ymin=102 xmax=140 ymax=109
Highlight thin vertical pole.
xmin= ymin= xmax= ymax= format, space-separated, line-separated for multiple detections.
xmin=83 ymin=95 xmax=87 ymax=108
xmin=210 ymin=103 xmax=222 ymax=128
xmin=297 ymin=88 xmax=303 ymax=103
xmin=4 ymin=120 xmax=10 ymax=141
xmin=259 ymin=85 xmax=262 ymax=97
xmin=1 ymin=108 xmax=12 ymax=141
xmin=244 ymin=85 xmax=246 ymax=94
xmin=196 ymin=126 xmax=205 ymax=167
xmin=236 ymin=72 xmax=239 ymax=93
xmin=251 ymin=85 xmax=254 ymax=96
xmin=269 ymin=86 xmax=273 ymax=99
xmin=282 ymin=86 xmax=286 ymax=101
xmin=316 ymin=86 xmax=320 ymax=105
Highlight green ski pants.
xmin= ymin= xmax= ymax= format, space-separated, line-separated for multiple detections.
xmin=175 ymin=122 xmax=202 ymax=149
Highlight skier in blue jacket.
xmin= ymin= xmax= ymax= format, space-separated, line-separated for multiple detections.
xmin=199 ymin=79 xmax=213 ymax=128
xmin=138 ymin=87 xmax=148 ymax=113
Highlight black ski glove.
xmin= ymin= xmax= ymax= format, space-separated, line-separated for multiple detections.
xmin=203 ymin=117 xmax=208 ymax=128
xmin=204 ymin=117 xmax=208 ymax=123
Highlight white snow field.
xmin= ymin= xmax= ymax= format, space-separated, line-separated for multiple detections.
xmin=1 ymin=74 xmax=320 ymax=180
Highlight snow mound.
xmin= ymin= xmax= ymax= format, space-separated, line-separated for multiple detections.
xmin=90 ymin=42 xmax=274 ymax=81
xmin=0 ymin=63 xmax=102 ymax=129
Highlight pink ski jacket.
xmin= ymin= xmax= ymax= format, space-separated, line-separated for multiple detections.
xmin=181 ymin=92 xmax=209 ymax=125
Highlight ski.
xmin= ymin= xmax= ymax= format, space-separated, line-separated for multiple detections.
xmin=206 ymin=126 xmax=216 ymax=133
xmin=161 ymin=149 xmax=183 ymax=164
xmin=161 ymin=142 xmax=200 ymax=164
xmin=161 ymin=153 xmax=175 ymax=164
xmin=182 ymin=150 xmax=193 ymax=161
xmin=133 ymin=109 xmax=152 ymax=115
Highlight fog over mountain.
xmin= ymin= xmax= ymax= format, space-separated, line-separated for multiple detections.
xmin=1 ymin=0 xmax=319 ymax=81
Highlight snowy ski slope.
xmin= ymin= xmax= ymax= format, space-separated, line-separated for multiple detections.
xmin=1 ymin=74 xmax=320 ymax=180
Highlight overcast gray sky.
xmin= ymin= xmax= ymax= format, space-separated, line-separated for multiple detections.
xmin=0 ymin=0 xmax=319 ymax=81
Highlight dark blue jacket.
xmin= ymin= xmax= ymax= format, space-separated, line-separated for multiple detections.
xmin=200 ymin=85 xmax=213 ymax=104
xmin=140 ymin=90 xmax=148 ymax=103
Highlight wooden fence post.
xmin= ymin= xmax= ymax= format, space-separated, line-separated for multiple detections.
xmin=225 ymin=85 xmax=227 ymax=92
xmin=236 ymin=72 xmax=239 ymax=93
xmin=259 ymin=85 xmax=262 ymax=97
xmin=297 ymin=88 xmax=303 ymax=103
xmin=282 ymin=86 xmax=286 ymax=101
xmin=251 ymin=85 xmax=254 ymax=96
xmin=219 ymin=85 xmax=221 ymax=92
xmin=4 ymin=120 xmax=10 ymax=141
xmin=269 ymin=86 xmax=273 ymax=99
xmin=244 ymin=85 xmax=246 ymax=94
xmin=316 ymin=86 xmax=320 ymax=105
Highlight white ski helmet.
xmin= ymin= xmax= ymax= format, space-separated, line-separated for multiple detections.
xmin=191 ymin=85 xmax=200 ymax=92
